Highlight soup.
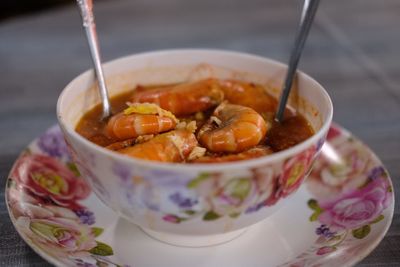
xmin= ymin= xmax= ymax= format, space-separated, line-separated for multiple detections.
xmin=76 ymin=78 xmax=313 ymax=163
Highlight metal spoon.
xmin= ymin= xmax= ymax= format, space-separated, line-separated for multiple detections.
xmin=77 ymin=0 xmax=112 ymax=120
xmin=275 ymin=0 xmax=320 ymax=122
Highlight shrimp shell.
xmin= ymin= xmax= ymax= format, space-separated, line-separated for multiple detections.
xmin=219 ymin=80 xmax=277 ymax=114
xmin=192 ymin=146 xmax=273 ymax=163
xmin=105 ymin=112 xmax=177 ymax=140
xmin=197 ymin=102 xmax=268 ymax=153
xmin=130 ymin=78 xmax=224 ymax=116
xmin=119 ymin=129 xmax=198 ymax=162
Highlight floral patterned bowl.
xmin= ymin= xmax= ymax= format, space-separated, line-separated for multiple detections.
xmin=57 ymin=50 xmax=333 ymax=246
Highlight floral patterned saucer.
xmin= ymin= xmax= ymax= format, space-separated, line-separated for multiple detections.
xmin=5 ymin=124 xmax=394 ymax=267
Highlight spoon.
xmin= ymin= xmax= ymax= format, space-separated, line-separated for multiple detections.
xmin=77 ymin=0 xmax=112 ymax=120
xmin=275 ymin=0 xmax=320 ymax=122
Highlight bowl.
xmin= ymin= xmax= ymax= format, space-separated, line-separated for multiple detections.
xmin=57 ymin=49 xmax=333 ymax=247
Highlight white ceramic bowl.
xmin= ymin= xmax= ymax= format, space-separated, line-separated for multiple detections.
xmin=57 ymin=49 xmax=333 ymax=247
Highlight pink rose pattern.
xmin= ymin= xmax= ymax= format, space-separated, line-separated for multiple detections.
xmin=270 ymin=146 xmax=316 ymax=202
xmin=7 ymin=127 xmax=125 ymax=267
xmin=11 ymin=154 xmax=90 ymax=209
xmin=282 ymin=125 xmax=393 ymax=266
xmin=6 ymin=125 xmax=392 ymax=266
xmin=318 ymin=177 xmax=391 ymax=231
xmin=162 ymin=145 xmax=318 ymax=223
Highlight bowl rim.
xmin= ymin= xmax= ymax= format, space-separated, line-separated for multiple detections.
xmin=57 ymin=49 xmax=333 ymax=172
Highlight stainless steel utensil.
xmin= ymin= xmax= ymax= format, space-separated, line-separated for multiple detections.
xmin=77 ymin=0 xmax=111 ymax=120
xmin=275 ymin=0 xmax=320 ymax=122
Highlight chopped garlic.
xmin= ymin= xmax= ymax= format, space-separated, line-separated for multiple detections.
xmin=186 ymin=121 xmax=197 ymax=133
xmin=210 ymin=116 xmax=222 ymax=126
xmin=135 ymin=134 xmax=154 ymax=144
xmin=188 ymin=146 xmax=206 ymax=161
xmin=176 ymin=120 xmax=197 ymax=133
xmin=124 ymin=102 xmax=178 ymax=123
xmin=176 ymin=121 xmax=187 ymax=130
xmin=168 ymin=134 xmax=185 ymax=160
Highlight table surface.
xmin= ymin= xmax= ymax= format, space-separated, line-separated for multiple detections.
xmin=0 ymin=0 xmax=399 ymax=266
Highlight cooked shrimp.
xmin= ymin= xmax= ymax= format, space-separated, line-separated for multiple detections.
xmin=119 ymin=129 xmax=198 ymax=162
xmin=219 ymin=80 xmax=277 ymax=114
xmin=130 ymin=78 xmax=224 ymax=116
xmin=105 ymin=135 xmax=155 ymax=151
xmin=106 ymin=113 xmax=177 ymax=140
xmin=197 ymin=102 xmax=268 ymax=153
xmin=105 ymin=103 xmax=178 ymax=140
xmin=106 ymin=138 xmax=136 ymax=151
xmin=192 ymin=146 xmax=273 ymax=163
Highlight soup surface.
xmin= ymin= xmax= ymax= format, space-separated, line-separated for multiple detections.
xmin=76 ymin=78 xmax=314 ymax=163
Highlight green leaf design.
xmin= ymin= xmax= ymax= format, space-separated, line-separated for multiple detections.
xmin=309 ymin=211 xmax=321 ymax=222
xmin=67 ymin=162 xmax=81 ymax=177
xmin=370 ymin=214 xmax=384 ymax=224
xmin=95 ymin=260 xmax=111 ymax=267
xmin=89 ymin=241 xmax=114 ymax=256
xmin=352 ymin=225 xmax=371 ymax=239
xmin=203 ymin=210 xmax=221 ymax=221
xmin=308 ymin=199 xmax=323 ymax=221
xmin=91 ymin=227 xmax=104 ymax=237
xmin=229 ymin=212 xmax=241 ymax=218
xmin=95 ymin=259 xmax=122 ymax=267
xmin=184 ymin=210 xmax=196 ymax=215
xmin=228 ymin=178 xmax=251 ymax=202
xmin=187 ymin=173 xmax=209 ymax=189
xmin=328 ymin=235 xmax=342 ymax=242
xmin=30 ymin=222 xmax=56 ymax=238
xmin=307 ymin=199 xmax=320 ymax=210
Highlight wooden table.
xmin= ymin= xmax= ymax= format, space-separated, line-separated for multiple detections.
xmin=0 ymin=0 xmax=399 ymax=266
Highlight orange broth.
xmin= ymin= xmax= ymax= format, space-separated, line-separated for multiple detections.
xmin=76 ymin=81 xmax=314 ymax=162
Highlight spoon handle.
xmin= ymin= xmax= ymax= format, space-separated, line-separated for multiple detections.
xmin=77 ymin=0 xmax=111 ymax=119
xmin=275 ymin=0 xmax=320 ymax=122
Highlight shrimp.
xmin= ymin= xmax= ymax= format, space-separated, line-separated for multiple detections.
xmin=130 ymin=78 xmax=224 ymax=116
xmin=197 ymin=102 xmax=268 ymax=153
xmin=119 ymin=129 xmax=198 ymax=162
xmin=106 ymin=138 xmax=136 ymax=151
xmin=192 ymin=146 xmax=273 ymax=163
xmin=105 ymin=135 xmax=155 ymax=151
xmin=219 ymin=80 xmax=277 ymax=114
xmin=105 ymin=103 xmax=178 ymax=140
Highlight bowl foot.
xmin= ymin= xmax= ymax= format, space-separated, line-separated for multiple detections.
xmin=140 ymin=227 xmax=248 ymax=247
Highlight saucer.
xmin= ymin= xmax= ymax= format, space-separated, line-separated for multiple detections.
xmin=5 ymin=123 xmax=394 ymax=267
